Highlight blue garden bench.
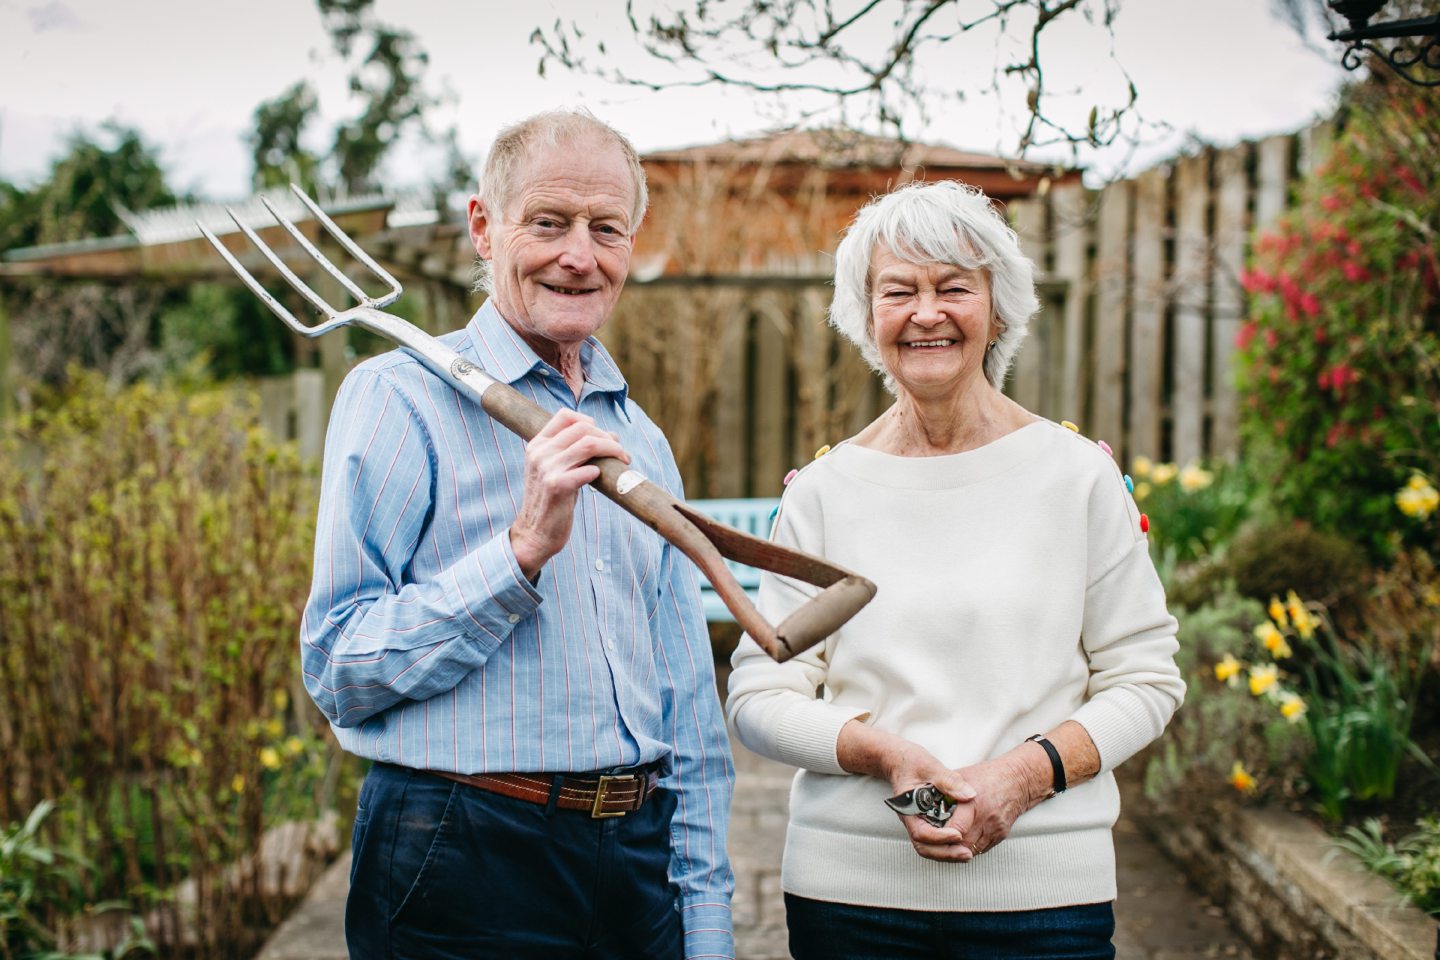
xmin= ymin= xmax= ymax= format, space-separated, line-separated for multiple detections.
xmin=686 ymin=497 xmax=782 ymax=623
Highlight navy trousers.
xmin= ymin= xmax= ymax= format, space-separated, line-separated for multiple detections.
xmin=345 ymin=762 xmax=683 ymax=959
xmin=786 ymin=893 xmax=1116 ymax=960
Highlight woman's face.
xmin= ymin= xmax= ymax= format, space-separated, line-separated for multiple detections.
xmin=869 ymin=246 xmax=995 ymax=400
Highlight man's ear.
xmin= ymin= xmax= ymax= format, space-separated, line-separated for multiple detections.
xmin=467 ymin=195 xmax=493 ymax=259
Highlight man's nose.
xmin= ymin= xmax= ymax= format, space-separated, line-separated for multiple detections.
xmin=556 ymin=224 xmax=598 ymax=273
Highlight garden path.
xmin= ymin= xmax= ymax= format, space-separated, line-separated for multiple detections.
xmin=256 ymin=667 xmax=1255 ymax=960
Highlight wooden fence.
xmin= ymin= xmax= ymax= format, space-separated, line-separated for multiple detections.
xmin=255 ymin=123 xmax=1332 ymax=497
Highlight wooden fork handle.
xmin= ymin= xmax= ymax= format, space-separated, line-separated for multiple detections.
xmin=477 ymin=377 xmax=875 ymax=662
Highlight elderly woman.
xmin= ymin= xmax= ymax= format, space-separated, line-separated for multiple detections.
xmin=727 ymin=180 xmax=1185 ymax=959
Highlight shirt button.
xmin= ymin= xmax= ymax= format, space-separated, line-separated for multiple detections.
xmin=507 ymin=613 xmax=520 ymax=624
xmin=605 ymin=638 xmax=616 ymax=652
xmin=594 ymin=559 xmax=605 ymax=571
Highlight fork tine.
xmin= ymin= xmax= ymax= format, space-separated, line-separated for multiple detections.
xmin=196 ymin=220 xmax=311 ymax=334
xmin=259 ymin=195 xmax=372 ymax=307
xmin=288 ymin=184 xmax=403 ymax=309
xmin=225 ymin=207 xmax=337 ymax=320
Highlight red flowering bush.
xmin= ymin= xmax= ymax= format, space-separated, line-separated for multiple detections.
xmin=1237 ymin=80 xmax=1440 ymax=556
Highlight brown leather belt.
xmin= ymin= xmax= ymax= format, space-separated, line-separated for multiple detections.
xmin=429 ymin=767 xmax=660 ymax=819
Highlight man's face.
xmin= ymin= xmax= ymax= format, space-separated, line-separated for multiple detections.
xmin=469 ymin=137 xmax=637 ymax=356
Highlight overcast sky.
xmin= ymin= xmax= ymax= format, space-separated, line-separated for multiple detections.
xmin=0 ymin=0 xmax=1350 ymax=199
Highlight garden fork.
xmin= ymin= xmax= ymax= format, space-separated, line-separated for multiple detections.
xmin=197 ymin=184 xmax=876 ymax=663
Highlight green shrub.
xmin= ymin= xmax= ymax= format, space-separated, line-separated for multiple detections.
xmin=1167 ymin=520 xmax=1368 ymax=616
xmin=0 ymin=371 xmax=336 ymax=958
xmin=1235 ymin=79 xmax=1440 ymax=558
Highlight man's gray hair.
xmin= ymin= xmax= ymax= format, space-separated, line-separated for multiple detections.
xmin=828 ymin=179 xmax=1040 ymax=390
xmin=474 ymin=109 xmax=649 ymax=295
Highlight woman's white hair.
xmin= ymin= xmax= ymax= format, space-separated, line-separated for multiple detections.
xmin=473 ymin=108 xmax=649 ymax=294
xmin=829 ymin=179 xmax=1040 ymax=390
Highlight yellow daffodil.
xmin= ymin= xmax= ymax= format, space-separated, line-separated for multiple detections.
xmin=1134 ymin=481 xmax=1152 ymax=501
xmin=1132 ymin=456 xmax=1154 ymax=479
xmin=1268 ymin=596 xmax=1288 ymax=627
xmin=1228 ymin=760 xmax=1257 ymax=793
xmin=1266 ymin=632 xmax=1293 ymax=660
xmin=1287 ymin=591 xmax=1317 ymax=639
xmin=1151 ymin=462 xmax=1179 ymax=486
xmin=265 ymin=718 xmax=284 ymax=739
xmin=1178 ymin=462 xmax=1214 ymax=492
xmin=1214 ymin=653 xmax=1243 ymax=686
xmin=1249 ymin=663 xmax=1279 ymax=697
xmin=285 ymin=736 xmax=305 ymax=756
xmin=1397 ymin=475 xmax=1440 ymax=519
xmin=1254 ymin=621 xmax=1283 ymax=650
xmin=231 ymin=774 xmax=246 ymax=794
xmin=1279 ymin=693 xmax=1307 ymax=723
xmin=259 ymin=747 xmax=281 ymax=770
xmin=273 ymin=689 xmax=289 ymax=712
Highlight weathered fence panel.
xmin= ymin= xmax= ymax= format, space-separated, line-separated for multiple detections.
xmin=254 ymin=125 xmax=1322 ymax=490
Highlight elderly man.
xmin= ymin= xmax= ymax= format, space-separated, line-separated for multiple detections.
xmin=300 ymin=109 xmax=734 ymax=959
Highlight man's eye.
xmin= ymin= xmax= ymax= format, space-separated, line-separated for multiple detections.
xmin=533 ymin=218 xmax=563 ymax=231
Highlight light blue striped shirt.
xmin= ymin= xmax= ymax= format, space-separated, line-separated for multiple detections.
xmin=301 ymin=300 xmax=735 ymax=957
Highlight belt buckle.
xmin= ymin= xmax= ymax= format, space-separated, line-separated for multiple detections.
xmin=590 ymin=774 xmax=632 ymax=819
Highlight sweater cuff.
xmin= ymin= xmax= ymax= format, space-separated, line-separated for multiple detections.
xmin=775 ymin=701 xmax=871 ymax=775
xmin=681 ymin=897 xmax=734 ymax=959
xmin=1069 ymin=686 xmax=1160 ymax=774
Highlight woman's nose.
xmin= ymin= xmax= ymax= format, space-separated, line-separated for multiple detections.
xmin=910 ymin=292 xmax=945 ymax=324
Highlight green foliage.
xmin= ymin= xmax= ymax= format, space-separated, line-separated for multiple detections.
xmin=0 ymin=123 xmax=177 ymax=251
xmin=156 ymin=284 xmax=296 ymax=379
xmin=1336 ymin=817 xmax=1440 ymax=917
xmin=0 ymin=801 xmax=153 ymax=960
xmin=1294 ymin=601 xmax=1433 ymax=820
xmin=0 ymin=371 xmax=340 ymax=958
xmin=1129 ymin=456 xmax=1260 ymax=573
xmin=248 ymin=82 xmax=322 ymax=195
xmin=1236 ymin=79 xmax=1440 ymax=557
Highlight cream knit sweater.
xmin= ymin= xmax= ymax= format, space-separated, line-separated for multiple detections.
xmin=727 ymin=419 xmax=1185 ymax=911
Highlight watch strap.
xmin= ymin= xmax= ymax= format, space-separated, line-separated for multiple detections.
xmin=1026 ymin=734 xmax=1067 ymax=796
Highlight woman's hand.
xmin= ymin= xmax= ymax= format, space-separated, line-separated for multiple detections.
xmin=949 ymin=754 xmax=1046 ymax=857
xmin=836 ymin=720 xmax=977 ymax=862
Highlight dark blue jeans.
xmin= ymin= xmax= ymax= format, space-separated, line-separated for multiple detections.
xmin=785 ymin=893 xmax=1115 ymax=960
xmin=346 ymin=762 xmax=683 ymax=959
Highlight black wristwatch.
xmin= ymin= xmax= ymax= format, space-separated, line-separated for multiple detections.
xmin=1026 ymin=734 xmax=1067 ymax=797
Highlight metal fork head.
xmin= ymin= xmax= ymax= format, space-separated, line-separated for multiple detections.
xmin=196 ymin=183 xmax=403 ymax=340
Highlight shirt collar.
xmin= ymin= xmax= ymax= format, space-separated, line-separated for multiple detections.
xmin=464 ymin=299 xmax=630 ymax=402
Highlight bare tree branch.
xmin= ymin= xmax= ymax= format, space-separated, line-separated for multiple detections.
xmin=532 ymin=0 xmax=1152 ymax=160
